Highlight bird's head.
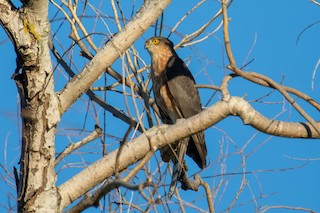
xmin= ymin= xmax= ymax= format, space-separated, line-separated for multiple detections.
xmin=145 ymin=36 xmax=174 ymax=57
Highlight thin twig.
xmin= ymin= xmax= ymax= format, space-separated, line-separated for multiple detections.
xmin=124 ymin=150 xmax=155 ymax=181
xmin=226 ymin=156 xmax=247 ymax=212
xmin=55 ymin=126 xmax=102 ymax=167
xmin=221 ymin=0 xmax=320 ymax=135
xmin=174 ymin=187 xmax=186 ymax=213
xmin=196 ymin=84 xmax=220 ymax=91
xmin=48 ymin=39 xmax=143 ymax=132
xmin=65 ymin=0 xmax=98 ymax=52
xmin=311 ymin=57 xmax=320 ymax=90
xmin=168 ymin=0 xmax=207 ymax=38
xmin=260 ymin=205 xmax=316 ymax=213
xmin=199 ymin=176 xmax=214 ymax=213
xmin=115 ymin=123 xmax=134 ymax=179
xmin=66 ymin=179 xmax=154 ymax=213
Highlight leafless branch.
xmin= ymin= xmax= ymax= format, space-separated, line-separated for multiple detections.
xmin=58 ymin=0 xmax=172 ymax=114
xmin=49 ymin=38 xmax=144 ymax=132
xmin=311 ymin=57 xmax=320 ymax=90
xmin=199 ymin=175 xmax=215 ymax=213
xmin=55 ymin=126 xmax=102 ymax=167
xmin=221 ymin=0 xmax=320 ymax=135
xmin=168 ymin=0 xmax=207 ymax=37
xmin=66 ymin=179 xmax=155 ymax=213
xmin=310 ymin=0 xmax=320 ymax=6
xmin=260 ymin=205 xmax=317 ymax=213
xmin=58 ymin=95 xmax=320 ymax=209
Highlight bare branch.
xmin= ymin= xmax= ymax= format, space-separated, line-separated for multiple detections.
xmin=71 ymin=150 xmax=155 ymax=212
xmin=58 ymin=96 xmax=320 ymax=210
xmin=248 ymin=72 xmax=320 ymax=135
xmin=311 ymin=57 xmax=320 ymax=90
xmin=66 ymin=179 xmax=154 ymax=213
xmin=115 ymin=124 xmax=134 ymax=179
xmin=58 ymin=0 xmax=172 ymax=114
xmin=221 ymin=0 xmax=320 ymax=135
xmin=227 ymin=156 xmax=247 ymax=211
xmin=310 ymin=0 xmax=320 ymax=6
xmin=1 ymin=0 xmax=319 ymax=211
xmin=196 ymin=84 xmax=220 ymax=91
xmin=169 ymin=0 xmax=207 ymax=37
xmin=174 ymin=2 xmax=231 ymax=49
xmin=260 ymin=205 xmax=316 ymax=213
xmin=222 ymin=0 xmax=236 ymax=67
xmin=55 ymin=126 xmax=102 ymax=167
xmin=49 ymin=38 xmax=143 ymax=132
xmin=174 ymin=188 xmax=187 ymax=213
xmin=64 ymin=0 xmax=98 ymax=52
xmin=199 ymin=176 xmax=215 ymax=213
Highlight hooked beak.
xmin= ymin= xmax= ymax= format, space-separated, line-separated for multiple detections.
xmin=145 ymin=40 xmax=151 ymax=49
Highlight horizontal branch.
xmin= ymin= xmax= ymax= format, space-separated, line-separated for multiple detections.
xmin=58 ymin=96 xmax=320 ymax=210
xmin=58 ymin=0 xmax=172 ymax=114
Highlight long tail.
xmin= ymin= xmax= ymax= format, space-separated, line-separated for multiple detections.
xmin=168 ymin=138 xmax=188 ymax=199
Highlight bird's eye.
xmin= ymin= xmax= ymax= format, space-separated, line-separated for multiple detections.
xmin=152 ymin=39 xmax=160 ymax=45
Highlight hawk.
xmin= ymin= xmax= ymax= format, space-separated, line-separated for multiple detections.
xmin=145 ymin=36 xmax=207 ymax=197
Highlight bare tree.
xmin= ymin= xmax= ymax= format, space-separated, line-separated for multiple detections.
xmin=0 ymin=0 xmax=319 ymax=212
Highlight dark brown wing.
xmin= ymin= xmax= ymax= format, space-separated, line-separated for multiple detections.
xmin=156 ymin=104 xmax=177 ymax=163
xmin=166 ymin=56 xmax=207 ymax=169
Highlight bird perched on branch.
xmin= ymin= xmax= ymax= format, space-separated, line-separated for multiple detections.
xmin=145 ymin=36 xmax=207 ymax=198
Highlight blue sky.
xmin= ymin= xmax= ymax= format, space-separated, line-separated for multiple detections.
xmin=1 ymin=0 xmax=320 ymax=212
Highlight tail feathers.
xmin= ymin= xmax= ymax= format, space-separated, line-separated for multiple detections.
xmin=168 ymin=158 xmax=179 ymax=199
xmin=168 ymin=139 xmax=188 ymax=199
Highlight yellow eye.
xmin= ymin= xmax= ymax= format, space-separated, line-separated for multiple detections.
xmin=152 ymin=39 xmax=160 ymax=45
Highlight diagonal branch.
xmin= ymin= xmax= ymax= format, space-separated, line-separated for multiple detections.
xmin=55 ymin=126 xmax=102 ymax=167
xmin=80 ymin=50 xmax=160 ymax=120
xmin=49 ymin=39 xmax=143 ymax=132
xmin=310 ymin=0 xmax=320 ymax=6
xmin=58 ymin=96 xmax=320 ymax=210
xmin=58 ymin=0 xmax=172 ymax=114
xmin=66 ymin=174 xmax=155 ymax=212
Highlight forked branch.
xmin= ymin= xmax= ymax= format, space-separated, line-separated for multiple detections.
xmin=58 ymin=95 xmax=320 ymax=210
xmin=221 ymin=0 xmax=320 ymax=135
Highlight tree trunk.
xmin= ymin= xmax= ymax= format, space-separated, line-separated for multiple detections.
xmin=9 ymin=4 xmax=61 ymax=212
